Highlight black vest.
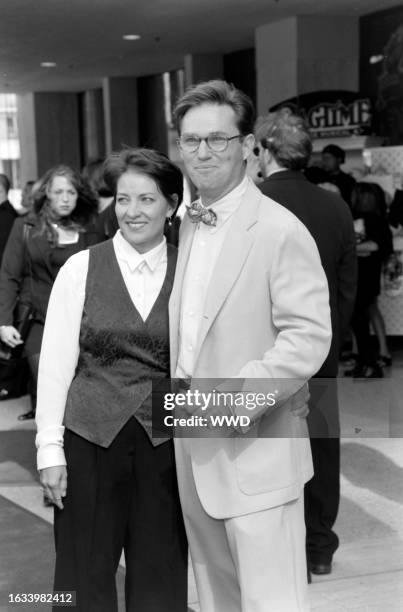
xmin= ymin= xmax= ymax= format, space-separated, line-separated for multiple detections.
xmin=64 ymin=239 xmax=176 ymax=447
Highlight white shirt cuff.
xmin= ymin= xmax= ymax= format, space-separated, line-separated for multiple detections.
xmin=36 ymin=426 xmax=67 ymax=470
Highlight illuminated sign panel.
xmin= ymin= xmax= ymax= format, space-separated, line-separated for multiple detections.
xmin=270 ymin=91 xmax=372 ymax=138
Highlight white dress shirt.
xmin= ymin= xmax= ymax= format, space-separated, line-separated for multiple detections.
xmin=176 ymin=175 xmax=249 ymax=378
xmin=35 ymin=231 xmax=168 ymax=470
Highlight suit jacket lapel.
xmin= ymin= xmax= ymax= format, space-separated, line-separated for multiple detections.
xmin=26 ymin=221 xmax=54 ymax=278
xmin=169 ymin=216 xmax=196 ymax=374
xmin=194 ymin=182 xmax=261 ymax=361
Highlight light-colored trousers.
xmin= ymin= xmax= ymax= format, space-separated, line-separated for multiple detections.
xmin=175 ymin=439 xmax=310 ymax=612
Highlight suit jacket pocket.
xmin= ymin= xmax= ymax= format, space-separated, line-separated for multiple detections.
xmin=234 ymin=436 xmax=298 ymax=495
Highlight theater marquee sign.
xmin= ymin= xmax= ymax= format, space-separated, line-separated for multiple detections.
xmin=270 ymin=91 xmax=373 ymax=138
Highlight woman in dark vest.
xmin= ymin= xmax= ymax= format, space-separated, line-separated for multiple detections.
xmin=0 ymin=165 xmax=99 ymax=418
xmin=35 ymin=149 xmax=187 ymax=612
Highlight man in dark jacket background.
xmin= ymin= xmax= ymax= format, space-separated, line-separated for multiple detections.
xmin=321 ymin=144 xmax=356 ymax=207
xmin=0 ymin=173 xmax=18 ymax=265
xmin=255 ymin=109 xmax=357 ymax=576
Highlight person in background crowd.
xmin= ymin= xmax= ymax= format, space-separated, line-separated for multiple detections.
xmin=370 ymin=299 xmax=393 ymax=367
xmin=365 ymin=183 xmax=393 ymax=367
xmin=81 ymin=158 xmax=114 ymax=213
xmin=304 ymin=166 xmax=342 ymax=195
xmin=0 ymin=165 xmax=99 ymax=420
xmin=36 ymin=148 xmax=187 ymax=612
xmin=345 ymin=182 xmax=393 ymax=378
xmin=321 ymin=144 xmax=356 ymax=207
xmin=18 ymin=180 xmax=37 ymax=215
xmin=0 ymin=173 xmax=18 ymax=265
xmin=305 ymin=167 xmax=357 ymax=366
xmin=255 ymin=108 xmax=357 ymax=578
xmin=389 ymin=187 xmax=403 ymax=230
xmin=171 ymin=79 xmax=331 ymax=612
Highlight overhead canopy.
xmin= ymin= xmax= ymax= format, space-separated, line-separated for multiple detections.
xmin=0 ymin=0 xmax=399 ymax=93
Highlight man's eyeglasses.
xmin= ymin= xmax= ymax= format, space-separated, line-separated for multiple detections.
xmin=177 ymin=134 xmax=243 ymax=153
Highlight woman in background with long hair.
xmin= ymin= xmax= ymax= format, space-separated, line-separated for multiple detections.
xmin=0 ymin=165 xmax=99 ymax=419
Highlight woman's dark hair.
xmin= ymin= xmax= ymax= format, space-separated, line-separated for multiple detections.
xmin=255 ymin=108 xmax=312 ymax=171
xmin=173 ymin=79 xmax=255 ymax=136
xmin=103 ymin=148 xmax=183 ymax=216
xmin=0 ymin=173 xmax=11 ymax=194
xmin=351 ymin=182 xmax=387 ymax=219
xmin=32 ymin=165 xmax=98 ymax=244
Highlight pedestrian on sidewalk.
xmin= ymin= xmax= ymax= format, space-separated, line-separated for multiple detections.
xmin=0 ymin=165 xmax=99 ymax=419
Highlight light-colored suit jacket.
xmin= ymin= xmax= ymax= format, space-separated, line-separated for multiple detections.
xmin=169 ymin=180 xmax=332 ymax=519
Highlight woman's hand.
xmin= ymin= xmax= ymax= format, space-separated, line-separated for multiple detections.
xmin=0 ymin=325 xmax=23 ymax=348
xmin=40 ymin=466 xmax=67 ymax=510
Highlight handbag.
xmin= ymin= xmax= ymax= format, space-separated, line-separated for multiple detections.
xmin=0 ymin=302 xmax=34 ymax=361
xmin=0 ymin=353 xmax=30 ymax=399
xmin=0 ymin=303 xmax=34 ymax=399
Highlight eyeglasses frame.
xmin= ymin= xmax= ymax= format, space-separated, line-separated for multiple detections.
xmin=177 ymin=133 xmax=243 ymax=153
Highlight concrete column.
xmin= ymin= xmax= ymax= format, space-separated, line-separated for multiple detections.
xmin=255 ymin=16 xmax=359 ymax=114
xmin=256 ymin=17 xmax=298 ymax=115
xmin=35 ymin=92 xmax=82 ymax=176
xmin=82 ymin=89 xmax=105 ymax=163
xmin=16 ymin=93 xmax=38 ymax=183
xmin=184 ymin=53 xmax=224 ymax=88
xmin=137 ymin=74 xmax=168 ymax=154
xmin=297 ymin=16 xmax=359 ymax=96
xmin=223 ymin=48 xmax=256 ymax=106
xmin=17 ymin=91 xmax=81 ymax=180
xmin=102 ymin=76 xmax=139 ymax=154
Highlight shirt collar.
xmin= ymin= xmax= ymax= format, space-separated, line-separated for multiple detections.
xmin=113 ymin=230 xmax=167 ymax=272
xmin=201 ymin=174 xmax=249 ymax=209
xmin=266 ymin=167 xmax=288 ymax=178
xmin=199 ymin=175 xmax=249 ymax=230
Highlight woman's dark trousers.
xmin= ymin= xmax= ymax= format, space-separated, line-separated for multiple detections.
xmin=53 ymin=418 xmax=188 ymax=611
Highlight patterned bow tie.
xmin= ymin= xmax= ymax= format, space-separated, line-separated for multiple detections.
xmin=186 ymin=201 xmax=217 ymax=227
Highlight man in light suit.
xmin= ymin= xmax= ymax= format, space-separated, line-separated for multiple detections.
xmin=170 ymin=80 xmax=332 ymax=611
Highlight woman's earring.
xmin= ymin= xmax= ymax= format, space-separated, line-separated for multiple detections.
xmin=167 ymin=216 xmax=173 ymax=227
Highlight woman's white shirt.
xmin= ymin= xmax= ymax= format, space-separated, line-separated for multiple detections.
xmin=35 ymin=231 xmax=168 ymax=470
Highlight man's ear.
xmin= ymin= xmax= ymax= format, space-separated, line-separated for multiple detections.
xmin=242 ymin=133 xmax=256 ymax=161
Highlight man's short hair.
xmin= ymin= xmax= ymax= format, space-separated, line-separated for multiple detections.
xmin=322 ymin=144 xmax=345 ymax=164
xmin=173 ymin=79 xmax=255 ymax=136
xmin=255 ymin=108 xmax=312 ymax=170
